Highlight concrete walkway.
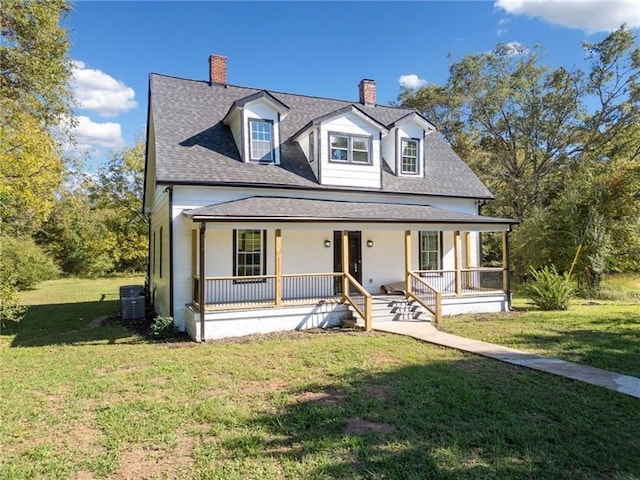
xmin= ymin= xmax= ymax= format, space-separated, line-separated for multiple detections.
xmin=374 ymin=321 xmax=640 ymax=399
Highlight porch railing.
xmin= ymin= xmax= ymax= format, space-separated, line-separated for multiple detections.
xmin=343 ymin=272 xmax=372 ymax=331
xmin=414 ymin=267 xmax=505 ymax=296
xmin=407 ymin=271 xmax=442 ymax=324
xmin=194 ymin=273 xmax=369 ymax=328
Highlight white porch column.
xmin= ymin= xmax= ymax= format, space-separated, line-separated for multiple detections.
xmin=198 ymin=221 xmax=206 ymax=342
xmin=454 ymin=230 xmax=461 ymax=296
xmin=275 ymin=229 xmax=282 ymax=306
xmin=341 ymin=230 xmax=349 ymax=299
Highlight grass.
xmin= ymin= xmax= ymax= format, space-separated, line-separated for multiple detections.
xmin=1 ymin=276 xmax=639 ymax=479
xmin=441 ymin=274 xmax=640 ymax=377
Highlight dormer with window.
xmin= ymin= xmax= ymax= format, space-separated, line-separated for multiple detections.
xmin=381 ymin=112 xmax=436 ymax=178
xmin=293 ymin=105 xmax=388 ymax=189
xmin=222 ymin=90 xmax=289 ymax=164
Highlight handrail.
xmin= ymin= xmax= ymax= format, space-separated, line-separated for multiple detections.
xmin=407 ymin=271 xmax=442 ymax=324
xmin=343 ymin=272 xmax=372 ymax=331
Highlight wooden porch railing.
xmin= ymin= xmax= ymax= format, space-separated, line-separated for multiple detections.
xmin=413 ymin=267 xmax=505 ymax=296
xmin=193 ymin=272 xmax=371 ymax=330
xmin=343 ymin=272 xmax=372 ymax=331
xmin=407 ymin=271 xmax=442 ymax=324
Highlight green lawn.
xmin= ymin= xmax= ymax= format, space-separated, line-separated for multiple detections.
xmin=1 ymin=277 xmax=639 ymax=479
xmin=440 ymin=276 xmax=640 ymax=378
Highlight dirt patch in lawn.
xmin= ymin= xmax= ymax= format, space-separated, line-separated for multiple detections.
xmin=113 ymin=439 xmax=194 ymax=479
xmin=361 ymin=382 xmax=392 ymax=401
xmin=294 ymin=387 xmax=346 ymax=406
xmin=344 ymin=417 xmax=397 ymax=435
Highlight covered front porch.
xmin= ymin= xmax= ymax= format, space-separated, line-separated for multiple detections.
xmin=183 ymin=197 xmax=516 ymax=341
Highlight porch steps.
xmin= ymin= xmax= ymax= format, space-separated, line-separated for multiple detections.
xmin=344 ymin=295 xmax=432 ymax=327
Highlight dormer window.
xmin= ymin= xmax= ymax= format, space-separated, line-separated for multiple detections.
xmin=250 ymin=119 xmax=274 ymax=162
xmin=329 ymin=133 xmax=371 ymax=164
xmin=401 ymin=138 xmax=419 ymax=174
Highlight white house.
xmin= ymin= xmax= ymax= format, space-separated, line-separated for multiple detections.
xmin=143 ymin=54 xmax=517 ymax=341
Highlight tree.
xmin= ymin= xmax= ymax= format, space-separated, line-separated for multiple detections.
xmin=89 ymin=140 xmax=148 ymax=273
xmin=399 ymin=27 xmax=640 ymax=292
xmin=0 ymin=0 xmax=73 ymax=236
xmin=38 ymin=189 xmax=114 ymax=277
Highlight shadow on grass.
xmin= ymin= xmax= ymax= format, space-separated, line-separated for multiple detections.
xmin=194 ymin=357 xmax=640 ymax=478
xmin=514 ymin=313 xmax=640 ymax=377
xmin=4 ymin=300 xmax=140 ymax=348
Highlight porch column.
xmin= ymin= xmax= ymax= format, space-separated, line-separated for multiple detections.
xmin=454 ymin=230 xmax=461 ymax=296
xmin=464 ymin=231 xmax=472 ymax=288
xmin=198 ymin=221 xmax=206 ymax=342
xmin=502 ymin=230 xmax=511 ymax=308
xmin=404 ymin=230 xmax=412 ymax=295
xmin=274 ymin=229 xmax=282 ymax=306
xmin=341 ymin=230 xmax=349 ymax=300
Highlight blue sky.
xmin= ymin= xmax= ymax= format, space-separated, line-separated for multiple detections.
xmin=64 ymin=1 xmax=640 ymax=170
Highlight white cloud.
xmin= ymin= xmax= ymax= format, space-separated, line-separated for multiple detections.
xmin=71 ymin=60 xmax=137 ymax=117
xmin=495 ymin=0 xmax=640 ymax=33
xmin=398 ymin=74 xmax=427 ymax=89
xmin=504 ymin=41 xmax=529 ymax=55
xmin=497 ymin=28 xmax=508 ymax=36
xmin=71 ymin=115 xmax=125 ymax=151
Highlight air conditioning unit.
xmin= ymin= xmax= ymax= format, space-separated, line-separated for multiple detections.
xmin=121 ymin=295 xmax=145 ymax=320
xmin=120 ymin=285 xmax=144 ymax=300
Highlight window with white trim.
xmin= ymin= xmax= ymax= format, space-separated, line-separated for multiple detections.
xmin=234 ymin=229 xmax=265 ymax=277
xmin=401 ymin=138 xmax=419 ymax=174
xmin=249 ymin=119 xmax=274 ymax=161
xmin=419 ymin=231 xmax=441 ymax=270
xmin=329 ymin=133 xmax=371 ymax=164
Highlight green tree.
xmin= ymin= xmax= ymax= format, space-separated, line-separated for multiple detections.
xmin=399 ymin=27 xmax=640 ymax=291
xmin=89 ymin=140 xmax=148 ymax=273
xmin=0 ymin=0 xmax=73 ymax=236
xmin=38 ymin=189 xmax=114 ymax=277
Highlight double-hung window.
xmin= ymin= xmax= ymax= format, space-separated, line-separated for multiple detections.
xmin=401 ymin=138 xmax=419 ymax=174
xmin=419 ymin=231 xmax=441 ymax=271
xmin=329 ymin=133 xmax=371 ymax=164
xmin=234 ymin=229 xmax=265 ymax=278
xmin=249 ymin=119 xmax=274 ymax=162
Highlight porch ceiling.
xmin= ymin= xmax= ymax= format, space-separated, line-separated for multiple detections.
xmin=183 ymin=196 xmax=518 ymax=226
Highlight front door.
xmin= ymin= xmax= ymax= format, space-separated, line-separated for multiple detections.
xmin=334 ymin=231 xmax=362 ymax=292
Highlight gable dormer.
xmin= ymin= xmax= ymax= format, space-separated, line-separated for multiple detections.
xmin=293 ymin=104 xmax=388 ymax=189
xmin=222 ymin=90 xmax=289 ymax=164
xmin=381 ymin=112 xmax=436 ymax=178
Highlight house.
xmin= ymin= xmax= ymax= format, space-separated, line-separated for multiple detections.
xmin=143 ymin=54 xmax=517 ymax=341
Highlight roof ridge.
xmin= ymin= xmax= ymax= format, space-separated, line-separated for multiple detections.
xmin=149 ymin=72 xmax=415 ymax=114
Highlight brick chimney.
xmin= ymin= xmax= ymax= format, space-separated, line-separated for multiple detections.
xmin=209 ymin=54 xmax=227 ymax=85
xmin=358 ymin=79 xmax=376 ymax=105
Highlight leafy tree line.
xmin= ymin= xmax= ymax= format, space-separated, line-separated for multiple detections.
xmin=1 ymin=0 xmax=146 ymax=326
xmin=399 ymin=27 xmax=640 ymax=295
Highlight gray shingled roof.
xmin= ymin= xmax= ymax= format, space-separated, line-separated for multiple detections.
xmin=183 ymin=197 xmax=515 ymax=225
xmin=150 ymin=74 xmax=493 ymax=199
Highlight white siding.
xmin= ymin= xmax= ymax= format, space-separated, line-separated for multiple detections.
xmin=149 ymin=186 xmax=170 ymax=318
xmin=319 ymin=112 xmax=381 ymax=189
xmin=227 ymin=109 xmax=243 ymax=161
xmin=380 ymin=131 xmax=395 ymax=174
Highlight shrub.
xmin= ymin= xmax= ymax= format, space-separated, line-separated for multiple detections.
xmin=523 ymin=265 xmax=574 ymax=310
xmin=0 ymin=236 xmax=59 ymax=290
xmin=0 ymin=272 xmax=26 ymax=326
xmin=149 ymin=315 xmax=174 ymax=339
